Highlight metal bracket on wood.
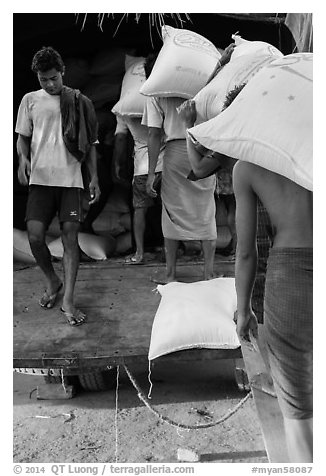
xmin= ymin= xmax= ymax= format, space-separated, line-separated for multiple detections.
xmin=41 ymin=353 xmax=79 ymax=368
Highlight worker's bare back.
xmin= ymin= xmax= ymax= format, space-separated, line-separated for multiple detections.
xmin=233 ymin=161 xmax=313 ymax=248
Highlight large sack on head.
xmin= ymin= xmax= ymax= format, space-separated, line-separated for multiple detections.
xmin=188 ymin=53 xmax=313 ymax=191
xmin=230 ymin=34 xmax=283 ymax=61
xmin=64 ymin=57 xmax=91 ymax=89
xmin=140 ymin=26 xmax=221 ymax=99
xmin=112 ymin=56 xmax=146 ymax=117
xmin=48 ymin=233 xmax=116 ymax=260
xmin=193 ymin=53 xmax=281 ymax=123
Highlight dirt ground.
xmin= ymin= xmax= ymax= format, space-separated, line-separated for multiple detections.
xmin=13 ymin=358 xmax=268 ymax=464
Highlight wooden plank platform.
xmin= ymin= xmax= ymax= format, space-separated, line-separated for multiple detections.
xmin=241 ymin=325 xmax=289 ymax=463
xmin=14 ymin=256 xmax=240 ymax=370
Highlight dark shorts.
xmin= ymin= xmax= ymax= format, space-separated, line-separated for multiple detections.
xmin=26 ymin=185 xmax=84 ymax=229
xmin=264 ymin=247 xmax=313 ymax=419
xmin=133 ymin=173 xmax=161 ymax=209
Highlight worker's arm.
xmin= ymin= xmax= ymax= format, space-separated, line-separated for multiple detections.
xmin=206 ymin=42 xmax=235 ymax=84
xmin=178 ymin=100 xmax=223 ymax=178
xmin=233 ymin=160 xmax=259 ymax=342
xmin=85 ymin=144 xmax=101 ymax=205
xmin=186 ymin=135 xmax=226 ymax=178
xmin=16 ymin=134 xmax=31 ymax=186
xmin=146 ymin=126 xmax=163 ymax=197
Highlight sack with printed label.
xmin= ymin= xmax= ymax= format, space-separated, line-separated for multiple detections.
xmin=140 ymin=26 xmax=221 ymax=99
xmin=230 ymin=34 xmax=283 ymax=61
xmin=112 ymin=56 xmax=146 ymax=117
xmin=193 ymin=53 xmax=281 ymax=123
xmin=187 ymin=53 xmax=313 ymax=191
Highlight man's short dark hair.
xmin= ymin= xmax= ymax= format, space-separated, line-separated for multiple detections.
xmin=31 ymin=46 xmax=65 ymax=74
xmin=144 ymin=52 xmax=159 ymax=79
xmin=222 ymin=83 xmax=246 ymax=110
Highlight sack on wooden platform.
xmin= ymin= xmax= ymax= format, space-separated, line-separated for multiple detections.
xmin=140 ymin=26 xmax=221 ymax=99
xmin=188 ymin=53 xmax=313 ymax=191
xmin=48 ymin=233 xmax=116 ymax=261
xmin=115 ymin=231 xmax=132 ymax=255
xmin=119 ymin=212 xmax=132 ymax=231
xmin=230 ymin=34 xmax=283 ymax=61
xmin=148 ymin=278 xmax=239 ymax=360
xmin=92 ymin=208 xmax=126 ymax=237
xmin=14 ymin=229 xmax=35 ymax=264
xmin=112 ymin=56 xmax=146 ymax=117
xmin=13 ymin=229 xmax=54 ymax=264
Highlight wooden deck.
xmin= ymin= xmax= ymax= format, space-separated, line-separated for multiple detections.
xmin=14 ymin=256 xmax=240 ymax=371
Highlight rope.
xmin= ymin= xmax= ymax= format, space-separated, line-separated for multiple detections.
xmin=115 ymin=365 xmax=120 ymax=463
xmin=123 ymin=364 xmax=252 ymax=430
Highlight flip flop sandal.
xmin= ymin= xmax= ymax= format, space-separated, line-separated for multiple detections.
xmin=39 ymin=282 xmax=63 ymax=309
xmin=124 ymin=255 xmax=145 ymax=265
xmin=60 ymin=307 xmax=87 ymax=327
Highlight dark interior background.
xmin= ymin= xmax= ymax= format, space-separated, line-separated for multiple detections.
xmin=13 ymin=13 xmax=294 ymax=230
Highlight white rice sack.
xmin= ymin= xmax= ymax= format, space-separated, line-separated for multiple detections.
xmin=140 ymin=26 xmax=221 ymax=99
xmin=193 ymin=53 xmax=280 ymax=123
xmin=230 ymin=34 xmax=283 ymax=61
xmin=13 ymin=229 xmax=55 ymax=264
xmin=48 ymin=233 xmax=116 ymax=260
xmin=115 ymin=231 xmax=132 ymax=255
xmin=148 ymin=278 xmax=239 ymax=361
xmin=13 ymin=229 xmax=35 ymax=263
xmin=112 ymin=56 xmax=146 ymax=117
xmin=188 ymin=53 xmax=313 ymax=191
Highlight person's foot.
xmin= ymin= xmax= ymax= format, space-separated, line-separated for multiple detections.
xmin=150 ymin=270 xmax=177 ymax=285
xmin=39 ymin=280 xmax=63 ymax=309
xmin=124 ymin=254 xmax=144 ymax=265
xmin=60 ymin=307 xmax=87 ymax=326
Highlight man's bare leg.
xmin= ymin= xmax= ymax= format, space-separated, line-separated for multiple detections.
xmin=202 ymin=239 xmax=217 ymax=280
xmin=132 ymin=207 xmax=147 ymax=262
xmin=61 ymin=221 xmax=82 ymax=315
xmin=284 ymin=417 xmax=313 ymax=463
xmin=164 ymin=238 xmax=178 ymax=282
xmin=27 ymin=219 xmax=62 ymax=302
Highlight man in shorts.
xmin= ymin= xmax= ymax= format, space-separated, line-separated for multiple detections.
xmin=15 ymin=46 xmax=100 ymax=326
xmin=113 ymin=114 xmax=164 ymax=264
